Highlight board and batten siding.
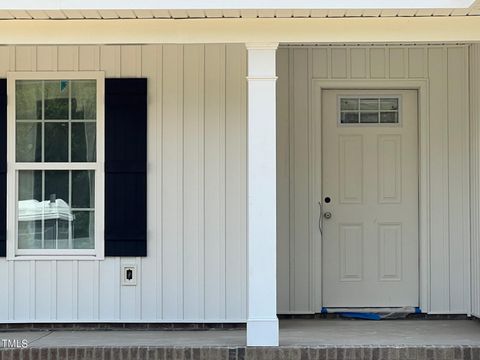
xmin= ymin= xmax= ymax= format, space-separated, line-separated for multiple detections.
xmin=277 ymin=45 xmax=471 ymax=314
xmin=0 ymin=44 xmax=247 ymax=322
xmin=470 ymin=44 xmax=480 ymax=319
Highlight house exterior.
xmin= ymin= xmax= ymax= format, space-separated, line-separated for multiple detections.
xmin=0 ymin=0 xmax=479 ymax=347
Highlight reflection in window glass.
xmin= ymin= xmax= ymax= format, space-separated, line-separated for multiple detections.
xmin=16 ymin=122 xmax=42 ymax=162
xmin=16 ymin=79 xmax=97 ymax=163
xmin=71 ymin=80 xmax=96 ymax=120
xmin=15 ymin=81 xmax=42 ymax=120
xmin=44 ymin=80 xmax=69 ymax=120
xmin=17 ymin=167 xmax=95 ymax=250
xmin=340 ymin=96 xmax=400 ymax=125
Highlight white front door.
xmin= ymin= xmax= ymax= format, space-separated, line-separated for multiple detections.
xmin=322 ymin=89 xmax=418 ymax=307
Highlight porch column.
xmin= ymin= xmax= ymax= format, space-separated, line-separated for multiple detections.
xmin=246 ymin=42 xmax=279 ymax=347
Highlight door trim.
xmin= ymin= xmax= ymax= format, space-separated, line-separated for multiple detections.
xmin=310 ymin=79 xmax=430 ymax=313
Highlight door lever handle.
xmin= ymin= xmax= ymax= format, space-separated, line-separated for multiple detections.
xmin=318 ymin=202 xmax=323 ymax=235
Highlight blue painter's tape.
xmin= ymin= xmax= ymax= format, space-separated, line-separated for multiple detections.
xmin=338 ymin=312 xmax=382 ymax=320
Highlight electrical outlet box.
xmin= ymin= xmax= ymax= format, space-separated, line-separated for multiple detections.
xmin=121 ymin=264 xmax=137 ymax=286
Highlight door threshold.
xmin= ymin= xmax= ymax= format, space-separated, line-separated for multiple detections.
xmin=322 ymin=307 xmax=420 ymax=314
xmin=321 ymin=307 xmax=421 ymax=320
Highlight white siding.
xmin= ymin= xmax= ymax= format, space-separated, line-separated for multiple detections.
xmin=277 ymin=45 xmax=471 ymax=314
xmin=0 ymin=44 xmax=247 ymax=322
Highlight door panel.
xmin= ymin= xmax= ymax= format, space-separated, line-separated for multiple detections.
xmin=322 ymin=90 xmax=418 ymax=308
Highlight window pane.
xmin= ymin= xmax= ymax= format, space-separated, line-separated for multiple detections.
xmin=73 ymin=211 xmax=94 ymax=249
xmin=340 ymin=98 xmax=358 ymax=111
xmin=71 ymin=80 xmax=96 ymax=120
xmin=360 ymin=112 xmax=379 ymax=123
xmin=44 ymin=170 xmax=69 ymax=206
xmin=18 ymin=170 xmax=43 ymax=249
xmin=18 ymin=170 xmax=42 ymax=201
xmin=18 ymin=220 xmax=43 ymax=249
xmin=72 ymin=170 xmax=95 ymax=208
xmin=44 ymin=80 xmax=69 ymax=120
xmin=380 ymin=112 xmax=398 ymax=124
xmin=16 ymin=80 xmax=42 ymax=120
xmin=16 ymin=122 xmax=42 ymax=162
xmin=341 ymin=112 xmax=359 ymax=123
xmin=380 ymin=98 xmax=399 ymax=111
xmin=360 ymin=98 xmax=379 ymax=110
xmin=71 ymin=123 xmax=96 ymax=162
xmin=44 ymin=122 xmax=68 ymax=162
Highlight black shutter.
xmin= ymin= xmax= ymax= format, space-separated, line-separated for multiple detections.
xmin=105 ymin=78 xmax=147 ymax=257
xmin=0 ymin=80 xmax=6 ymax=257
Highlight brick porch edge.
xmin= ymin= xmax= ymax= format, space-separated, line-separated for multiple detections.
xmin=1 ymin=346 xmax=480 ymax=360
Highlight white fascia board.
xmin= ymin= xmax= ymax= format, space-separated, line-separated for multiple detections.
xmin=1 ymin=17 xmax=480 ymax=44
xmin=0 ymin=0 xmax=474 ymax=10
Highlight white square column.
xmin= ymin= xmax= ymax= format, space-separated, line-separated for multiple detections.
xmin=246 ymin=43 xmax=279 ymax=347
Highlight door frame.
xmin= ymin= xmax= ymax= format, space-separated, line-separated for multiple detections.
xmin=310 ymin=79 xmax=430 ymax=313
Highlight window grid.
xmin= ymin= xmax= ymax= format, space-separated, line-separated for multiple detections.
xmin=338 ymin=96 xmax=400 ymax=125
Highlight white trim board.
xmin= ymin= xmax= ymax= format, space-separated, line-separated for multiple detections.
xmin=311 ymin=79 xmax=431 ymax=313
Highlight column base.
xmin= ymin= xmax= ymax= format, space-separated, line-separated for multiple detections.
xmin=247 ymin=318 xmax=279 ymax=346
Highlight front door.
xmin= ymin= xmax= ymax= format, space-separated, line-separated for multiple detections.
xmin=322 ymin=89 xmax=418 ymax=307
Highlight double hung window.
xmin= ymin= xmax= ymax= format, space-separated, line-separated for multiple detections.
xmin=7 ymin=72 xmax=104 ymax=258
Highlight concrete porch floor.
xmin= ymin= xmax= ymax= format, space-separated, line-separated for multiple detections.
xmin=1 ymin=319 xmax=480 ymax=359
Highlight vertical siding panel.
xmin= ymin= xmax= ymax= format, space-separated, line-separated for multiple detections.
xmin=276 ymin=48 xmax=290 ymax=313
xmin=408 ymin=48 xmax=426 ymax=78
xmin=291 ymin=48 xmax=310 ymax=312
xmin=428 ymin=47 xmax=450 ymax=313
xmin=77 ymin=262 xmax=95 ymax=319
xmin=36 ymin=46 xmax=58 ymax=71
xmin=15 ymin=46 xmax=36 ymax=71
xmin=0 ymin=260 xmax=7 ymax=320
xmin=155 ymin=45 xmax=164 ymax=320
xmin=56 ymin=261 xmax=74 ymax=320
xmin=370 ymin=48 xmax=386 ymax=79
xmin=183 ymin=44 xmax=205 ymax=320
xmin=79 ymin=46 xmax=100 ymax=71
xmin=14 ymin=262 xmax=30 ymax=320
xmin=350 ymin=48 xmax=367 ymax=79
xmin=0 ymin=46 xmax=10 ymax=77
xmin=119 ymin=45 xmax=143 ymax=321
xmin=35 ymin=261 xmax=52 ymax=320
xmin=140 ymin=44 xmax=160 ymax=320
xmin=98 ymin=45 xmax=121 ymax=321
xmin=162 ymin=45 xmax=184 ymax=320
xmin=57 ymin=46 xmax=79 ymax=71
xmin=204 ymin=44 xmax=226 ymax=320
xmin=311 ymin=48 xmax=328 ymax=79
xmin=470 ymin=44 xmax=480 ymax=317
xmin=120 ymin=45 xmax=142 ymax=77
xmin=225 ymin=44 xmax=247 ymax=320
xmin=447 ymin=47 xmax=470 ymax=313
xmin=389 ymin=48 xmax=406 ymax=78
xmin=331 ymin=48 xmax=347 ymax=79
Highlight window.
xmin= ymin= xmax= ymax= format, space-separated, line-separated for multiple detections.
xmin=339 ymin=96 xmax=400 ymax=125
xmin=7 ymin=72 xmax=104 ymax=259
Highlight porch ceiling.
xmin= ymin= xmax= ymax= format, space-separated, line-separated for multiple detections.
xmin=0 ymin=0 xmax=479 ymax=20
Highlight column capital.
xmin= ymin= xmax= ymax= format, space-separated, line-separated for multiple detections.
xmin=245 ymin=42 xmax=279 ymax=51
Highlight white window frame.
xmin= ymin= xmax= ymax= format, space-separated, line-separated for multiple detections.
xmin=6 ymin=71 xmax=105 ymax=260
xmin=337 ymin=94 xmax=402 ymax=127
